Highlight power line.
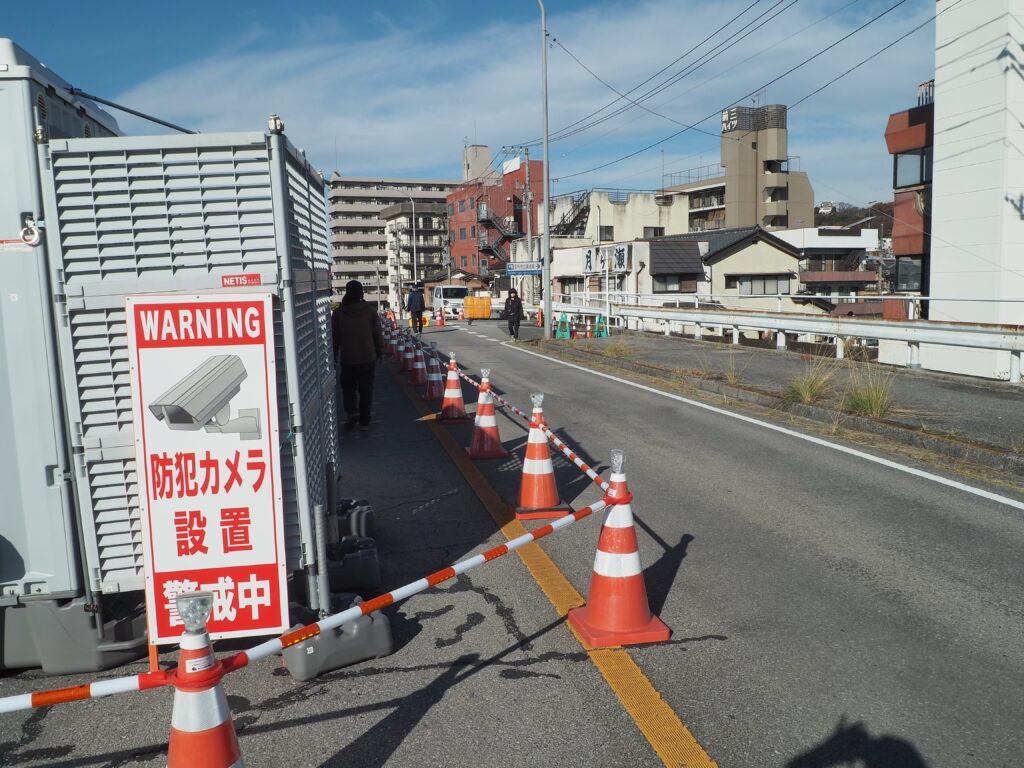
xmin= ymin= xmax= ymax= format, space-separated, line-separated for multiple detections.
xmin=518 ymin=0 xmax=767 ymax=147
xmin=790 ymin=2 xmax=955 ymax=109
xmin=553 ymin=0 xmax=909 ymax=182
xmin=549 ymin=38 xmax=725 ymax=141
xmin=549 ymin=0 xmax=865 ymax=172
xmin=545 ymin=0 xmax=800 ymax=146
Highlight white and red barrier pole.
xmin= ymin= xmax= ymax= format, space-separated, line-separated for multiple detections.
xmin=454 ymin=368 xmax=609 ymax=493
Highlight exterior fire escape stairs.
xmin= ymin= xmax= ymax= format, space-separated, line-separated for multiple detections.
xmin=477 ymin=200 xmax=520 ymax=261
xmin=551 ymin=190 xmax=591 ymax=237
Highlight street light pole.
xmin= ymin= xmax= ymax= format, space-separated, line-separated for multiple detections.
xmin=408 ymin=196 xmax=418 ymax=286
xmin=538 ymin=0 xmax=552 ymax=338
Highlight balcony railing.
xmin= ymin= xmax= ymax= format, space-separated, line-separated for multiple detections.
xmin=799 ymin=270 xmax=878 ymax=284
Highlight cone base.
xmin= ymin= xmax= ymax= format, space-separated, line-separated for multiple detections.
xmin=566 ymin=605 xmax=671 ymax=648
xmin=422 ymin=394 xmax=443 ymax=402
xmin=513 ymin=501 xmax=573 ymax=520
xmin=466 ymin=446 xmax=510 ymax=459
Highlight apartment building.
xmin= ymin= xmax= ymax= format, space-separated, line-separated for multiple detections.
xmin=328 ymin=174 xmax=460 ymax=305
xmin=884 ymin=81 xmax=933 ymax=300
xmin=447 ymin=153 xmax=544 ymax=275
xmin=665 ymin=104 xmax=814 ymax=232
xmin=379 ymin=201 xmax=448 ymax=309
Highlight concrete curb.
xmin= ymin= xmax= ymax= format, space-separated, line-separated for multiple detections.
xmin=534 ymin=340 xmax=1024 ymax=479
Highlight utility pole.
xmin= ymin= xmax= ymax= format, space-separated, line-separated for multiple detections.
xmin=538 ymin=0 xmax=552 ymax=338
xmin=522 ymin=145 xmax=534 ymax=304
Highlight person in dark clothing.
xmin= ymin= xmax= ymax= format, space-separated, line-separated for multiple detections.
xmin=332 ymin=280 xmax=383 ymax=431
xmin=406 ymin=283 xmax=426 ymax=335
xmin=503 ymin=288 xmax=524 ymax=341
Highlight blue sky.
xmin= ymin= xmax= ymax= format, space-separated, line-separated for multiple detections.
xmin=4 ymin=0 xmax=935 ymax=206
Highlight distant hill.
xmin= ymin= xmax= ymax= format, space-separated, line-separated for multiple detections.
xmin=815 ymin=202 xmax=894 ymax=237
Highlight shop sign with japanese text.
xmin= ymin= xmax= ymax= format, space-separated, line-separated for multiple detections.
xmin=126 ymin=294 xmax=287 ymax=644
xmin=582 ymin=243 xmax=631 ymax=274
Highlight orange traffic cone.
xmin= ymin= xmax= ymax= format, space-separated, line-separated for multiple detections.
xmin=393 ymin=331 xmax=405 ymax=364
xmin=438 ymin=354 xmax=472 ymax=422
xmin=466 ymin=369 xmax=509 ymax=459
xmin=514 ymin=393 xmax=572 ymax=520
xmin=385 ymin=327 xmax=397 ymax=360
xmin=567 ymin=450 xmax=670 ymax=648
xmin=167 ymin=591 xmax=243 ymax=768
xmin=436 ymin=308 xmax=446 ymax=327
xmin=401 ymin=333 xmax=416 ymax=372
xmin=586 ymin=317 xmax=593 ymax=338
xmin=536 ymin=308 xmax=543 ymax=327
xmin=422 ymin=346 xmax=445 ymax=401
xmin=409 ymin=344 xmax=427 ymax=385
xmin=458 ymin=307 xmax=465 ymax=321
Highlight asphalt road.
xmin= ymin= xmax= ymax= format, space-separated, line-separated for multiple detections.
xmin=2 ymin=319 xmax=1021 ymax=767
xmin=438 ymin=320 xmax=1024 ymax=767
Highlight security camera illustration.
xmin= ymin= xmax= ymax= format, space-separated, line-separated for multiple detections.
xmin=148 ymin=354 xmax=261 ymax=441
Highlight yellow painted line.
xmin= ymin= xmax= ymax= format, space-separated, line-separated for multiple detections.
xmin=391 ymin=362 xmax=717 ymax=768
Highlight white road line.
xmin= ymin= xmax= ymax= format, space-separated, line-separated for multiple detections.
xmin=503 ymin=342 xmax=1024 ymax=512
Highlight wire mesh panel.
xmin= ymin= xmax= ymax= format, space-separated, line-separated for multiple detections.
xmin=42 ymin=131 xmax=335 ymax=594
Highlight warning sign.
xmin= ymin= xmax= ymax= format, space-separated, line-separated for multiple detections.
xmin=126 ymin=294 xmax=288 ymax=644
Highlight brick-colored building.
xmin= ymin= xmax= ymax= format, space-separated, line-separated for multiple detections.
xmin=447 ymin=154 xmax=544 ymax=276
xmin=884 ymin=80 xmax=933 ymax=301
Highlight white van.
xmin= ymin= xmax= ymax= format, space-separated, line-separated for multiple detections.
xmin=432 ymin=285 xmax=469 ymax=318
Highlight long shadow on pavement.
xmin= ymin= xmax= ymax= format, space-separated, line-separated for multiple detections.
xmin=786 ymin=718 xmax=930 ymax=768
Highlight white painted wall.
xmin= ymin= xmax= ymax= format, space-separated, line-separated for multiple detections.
xmin=926 ymin=0 xmax=1024 ymax=378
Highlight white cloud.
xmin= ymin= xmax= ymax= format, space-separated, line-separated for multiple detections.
xmin=114 ymin=0 xmax=936 ymax=205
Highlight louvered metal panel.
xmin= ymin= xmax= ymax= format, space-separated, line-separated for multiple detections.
xmin=40 ymin=131 xmax=336 ymax=595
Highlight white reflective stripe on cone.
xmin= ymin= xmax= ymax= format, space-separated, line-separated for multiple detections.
xmin=527 ymin=430 xmax=547 ymax=444
xmin=476 ymin=415 xmax=498 ymax=427
xmin=171 ymin=686 xmax=232 ymax=732
xmin=179 ymin=632 xmax=210 ymax=651
xmin=523 ymin=458 xmax=554 ymax=474
xmin=603 ymin=504 xmax=635 ymax=528
xmin=593 ymin=550 xmax=643 ymax=578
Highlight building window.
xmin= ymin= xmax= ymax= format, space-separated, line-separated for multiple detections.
xmin=471 ymin=226 xmax=475 ymax=237
xmin=459 ymin=228 xmax=466 ymax=240
xmin=448 ymin=203 xmax=454 ymax=216
xmin=459 ymin=199 xmax=466 ymax=213
xmin=469 ymin=198 xmax=475 ymax=209
xmin=895 ymin=256 xmax=923 ymax=292
xmin=599 ymin=225 xmax=614 ymax=241
xmin=643 ymin=227 xmax=665 ymax=238
xmin=737 ymin=275 xmax=791 ymax=295
xmin=461 ymin=255 xmax=467 ymax=268
xmin=653 ymin=274 xmax=698 ymax=293
xmin=893 ymin=148 xmax=932 ymax=189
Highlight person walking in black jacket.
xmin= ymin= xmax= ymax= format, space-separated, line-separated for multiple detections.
xmin=406 ymin=283 xmax=426 ymax=335
xmin=504 ymin=288 xmax=524 ymax=341
xmin=332 ymin=280 xmax=383 ymax=431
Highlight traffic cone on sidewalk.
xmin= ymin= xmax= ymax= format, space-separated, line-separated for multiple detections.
xmin=409 ymin=345 xmax=427 ymax=385
xmin=436 ymin=308 xmax=446 ymax=327
xmin=385 ymin=327 xmax=396 ymax=360
xmin=393 ymin=331 xmax=405 ymax=364
xmin=401 ymin=333 xmax=416 ymax=372
xmin=458 ymin=307 xmax=465 ymax=321
xmin=567 ymin=450 xmax=670 ymax=648
xmin=514 ymin=393 xmax=572 ymax=520
xmin=167 ymin=591 xmax=243 ymax=768
xmin=438 ymin=354 xmax=472 ymax=422
xmin=466 ymin=369 xmax=509 ymax=459
xmin=422 ymin=345 xmax=445 ymax=401
xmin=536 ymin=308 xmax=543 ymax=327
xmin=586 ymin=317 xmax=593 ymax=338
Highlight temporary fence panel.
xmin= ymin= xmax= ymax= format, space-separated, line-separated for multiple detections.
xmin=0 ymin=40 xmax=124 ymax=660
xmin=38 ymin=130 xmax=336 ymax=599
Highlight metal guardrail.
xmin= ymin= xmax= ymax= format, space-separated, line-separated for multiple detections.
xmin=549 ymin=293 xmax=1024 ymax=383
